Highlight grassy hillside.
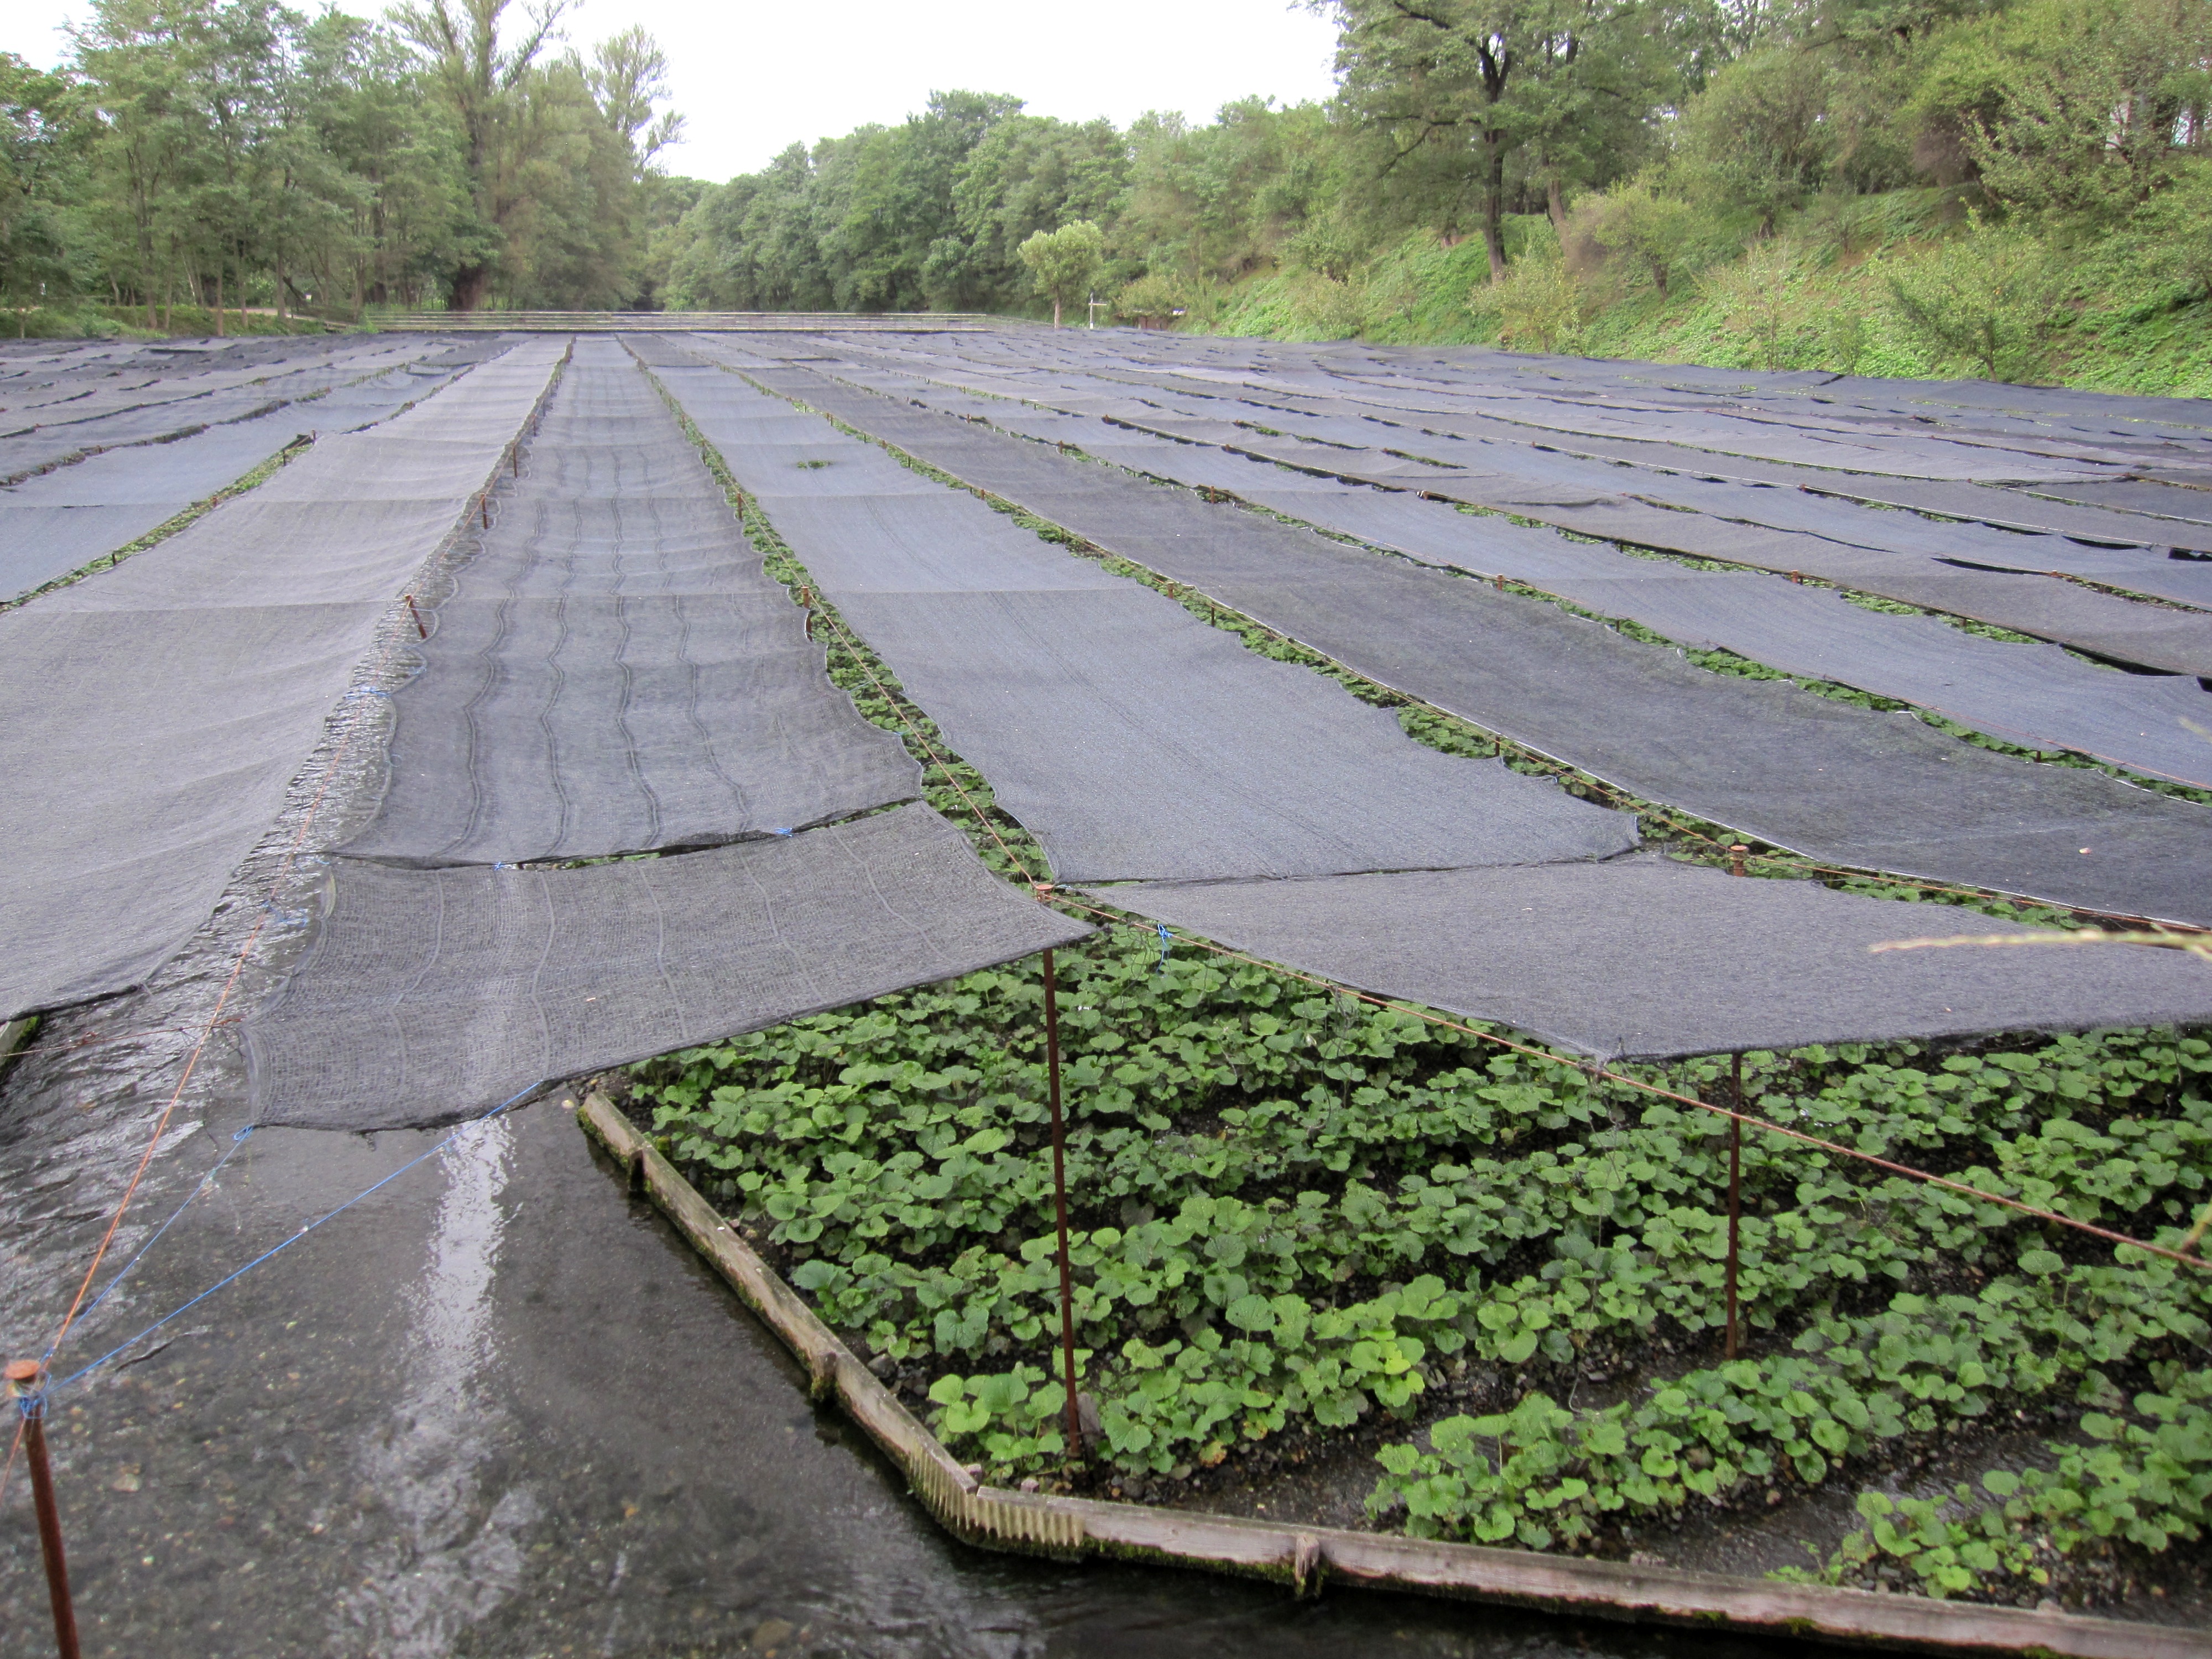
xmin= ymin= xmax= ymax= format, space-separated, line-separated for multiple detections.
xmin=1188 ymin=200 xmax=2212 ymax=400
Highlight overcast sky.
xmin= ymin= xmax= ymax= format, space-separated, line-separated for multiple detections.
xmin=0 ymin=0 xmax=1344 ymax=181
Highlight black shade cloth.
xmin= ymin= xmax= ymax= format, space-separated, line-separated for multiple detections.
xmin=829 ymin=351 xmax=2212 ymax=674
xmin=1396 ymin=489 xmax=2212 ymax=677
xmin=654 ymin=361 xmax=1642 ymax=884
xmin=919 ymin=335 xmax=2212 ymax=538
xmin=801 ymin=362 xmax=2212 ymax=786
xmin=342 ymin=342 xmax=918 ymax=865
xmin=0 ymin=338 xmax=431 ymax=482
xmin=0 ymin=356 xmax=472 ymax=601
xmin=2027 ymin=478 xmax=2212 ymax=526
xmin=247 ymin=804 xmax=1093 ymax=1130
xmin=754 ymin=367 xmax=2212 ymax=927
xmin=1089 ymin=855 xmax=2212 ymax=1062
xmin=0 ymin=342 xmax=567 ymax=1021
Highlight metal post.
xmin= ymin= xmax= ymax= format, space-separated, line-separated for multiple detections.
xmin=1724 ymin=1054 xmax=1743 ymax=1361
xmin=404 ymin=594 xmax=427 ymax=639
xmin=1728 ymin=843 xmax=1749 ymax=877
xmin=1041 ymin=950 xmax=1083 ymax=1462
xmin=7 ymin=1360 xmax=80 ymax=1659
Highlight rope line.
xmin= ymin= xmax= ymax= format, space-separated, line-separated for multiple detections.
xmin=1041 ymin=891 xmax=2212 ymax=1274
xmin=50 ymin=1087 xmax=537 ymax=1400
xmin=55 ymin=1128 xmax=255 ymax=1349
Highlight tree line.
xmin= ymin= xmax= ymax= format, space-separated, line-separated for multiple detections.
xmin=3 ymin=0 xmax=2206 ymax=340
xmin=659 ymin=0 xmax=2211 ymax=338
xmin=0 ymin=0 xmax=688 ymax=325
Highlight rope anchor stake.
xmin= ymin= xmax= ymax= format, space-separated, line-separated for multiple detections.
xmin=1041 ymin=950 xmax=1085 ymax=1468
xmin=1725 ymin=1053 xmax=1745 ymax=1361
xmin=7 ymin=1360 xmax=80 ymax=1659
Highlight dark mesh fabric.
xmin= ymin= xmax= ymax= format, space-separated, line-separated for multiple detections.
xmin=753 ymin=369 xmax=2212 ymax=927
xmin=817 ymin=367 xmax=2212 ymax=788
xmin=2034 ymin=478 xmax=2212 ymax=525
xmin=341 ymin=342 xmax=918 ymax=866
xmin=0 ymin=342 xmax=567 ymax=1021
xmin=247 ymin=805 xmax=1093 ymax=1130
xmin=0 ymin=357 xmax=476 ymax=600
xmin=922 ymin=338 xmax=2212 ymax=544
xmin=820 ymin=355 xmax=2212 ymax=674
xmin=0 ymin=338 xmax=437 ymax=482
xmin=1088 ymin=857 xmax=2212 ymax=1062
xmin=653 ymin=361 xmax=1642 ymax=885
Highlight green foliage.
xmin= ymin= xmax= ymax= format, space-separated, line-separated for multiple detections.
xmin=1673 ymin=48 xmax=1837 ymax=233
xmin=1698 ymin=239 xmax=1806 ymax=370
xmin=0 ymin=51 xmax=88 ymax=317
xmin=1016 ymin=217 xmax=1104 ymax=326
xmin=1470 ymin=222 xmax=1593 ymax=352
xmin=1923 ymin=0 xmax=2212 ymax=225
xmin=15 ymin=0 xmax=685 ymax=322
xmin=1112 ymin=270 xmax=1190 ymax=322
xmin=1884 ymin=215 xmax=2065 ymax=380
xmin=629 ymin=924 xmax=2212 ymax=1583
xmin=1784 ymin=1366 xmax=2212 ymax=1598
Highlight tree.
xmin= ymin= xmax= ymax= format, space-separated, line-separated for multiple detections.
xmin=294 ymin=10 xmax=474 ymax=313
xmin=928 ymin=111 xmax=1128 ymax=309
xmin=1672 ymin=46 xmax=1837 ymax=234
xmin=0 ymin=53 xmax=87 ymax=325
xmin=1921 ymin=0 xmax=2212 ymax=225
xmin=392 ymin=0 xmax=567 ymax=309
xmin=1885 ymin=216 xmax=2064 ymax=381
xmin=1325 ymin=0 xmax=1672 ymax=281
xmin=1018 ymin=217 xmax=1102 ymax=325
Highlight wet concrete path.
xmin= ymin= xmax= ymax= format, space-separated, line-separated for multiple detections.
xmin=1 ymin=1043 xmax=1761 ymax=1658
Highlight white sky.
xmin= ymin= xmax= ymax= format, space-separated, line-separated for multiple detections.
xmin=0 ymin=0 xmax=1344 ymax=181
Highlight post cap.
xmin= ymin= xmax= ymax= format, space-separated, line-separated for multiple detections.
xmin=4 ymin=1359 xmax=40 ymax=1384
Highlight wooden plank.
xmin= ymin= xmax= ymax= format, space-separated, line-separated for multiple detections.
xmin=575 ymin=1093 xmax=2211 ymax=1658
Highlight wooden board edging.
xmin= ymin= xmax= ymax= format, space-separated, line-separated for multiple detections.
xmin=576 ymin=1092 xmax=2209 ymax=1658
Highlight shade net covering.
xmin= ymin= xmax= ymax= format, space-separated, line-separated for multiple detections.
xmin=0 ymin=351 xmax=482 ymax=601
xmin=0 ymin=340 xmax=566 ymax=1021
xmin=862 ymin=330 xmax=2212 ymax=532
xmin=247 ymin=804 xmax=1092 ymax=1130
xmin=650 ymin=357 xmax=1640 ymax=884
xmin=742 ymin=364 xmax=2212 ymax=927
xmin=814 ymin=345 xmax=2212 ymax=674
xmin=1087 ymin=857 xmax=2212 ymax=1063
xmin=0 ymin=336 xmax=448 ymax=482
xmin=342 ymin=340 xmax=917 ymax=866
xmin=816 ymin=364 xmax=2212 ymax=789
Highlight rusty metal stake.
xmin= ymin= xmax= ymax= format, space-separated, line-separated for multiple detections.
xmin=1728 ymin=843 xmax=1749 ymax=877
xmin=478 ymin=493 xmax=489 ymax=529
xmin=404 ymin=594 xmax=427 ymax=639
xmin=1493 ymin=572 xmax=1505 ymax=592
xmin=1788 ymin=570 xmax=1802 ymax=585
xmin=1725 ymin=1054 xmax=1744 ymax=1361
xmin=1041 ymin=950 xmax=1084 ymax=1462
xmin=7 ymin=1360 xmax=80 ymax=1659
